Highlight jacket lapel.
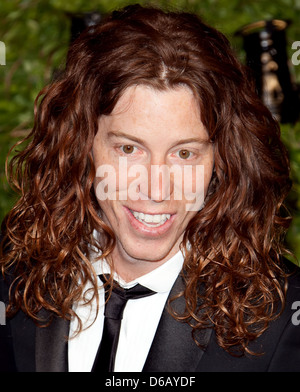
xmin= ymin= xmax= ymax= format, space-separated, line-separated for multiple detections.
xmin=35 ymin=309 xmax=69 ymax=372
xmin=143 ymin=275 xmax=212 ymax=372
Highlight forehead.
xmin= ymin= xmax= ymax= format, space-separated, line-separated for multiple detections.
xmin=112 ymin=84 xmax=198 ymax=114
xmin=98 ymin=84 xmax=205 ymax=138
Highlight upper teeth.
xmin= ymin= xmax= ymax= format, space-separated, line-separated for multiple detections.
xmin=131 ymin=210 xmax=171 ymax=226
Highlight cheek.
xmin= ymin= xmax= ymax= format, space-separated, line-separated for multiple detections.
xmin=204 ymin=163 xmax=214 ymax=192
xmin=179 ymin=162 xmax=213 ymax=212
xmin=94 ymin=160 xmax=141 ymax=203
xmin=94 ymin=165 xmax=118 ymax=202
xmin=96 ymin=197 xmax=120 ymax=230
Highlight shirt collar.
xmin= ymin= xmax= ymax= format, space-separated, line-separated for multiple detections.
xmin=92 ymin=250 xmax=184 ymax=294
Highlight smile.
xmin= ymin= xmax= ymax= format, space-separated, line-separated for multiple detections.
xmin=129 ymin=209 xmax=171 ymax=227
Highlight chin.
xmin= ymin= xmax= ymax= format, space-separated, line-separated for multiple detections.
xmin=118 ymin=239 xmax=180 ymax=264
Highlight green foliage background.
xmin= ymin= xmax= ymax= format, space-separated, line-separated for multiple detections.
xmin=1 ymin=0 xmax=300 ymax=259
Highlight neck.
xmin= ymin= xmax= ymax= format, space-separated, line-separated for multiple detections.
xmin=109 ymin=244 xmax=179 ymax=282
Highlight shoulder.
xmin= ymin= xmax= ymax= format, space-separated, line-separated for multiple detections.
xmin=273 ymin=257 xmax=300 ymax=326
xmin=282 ymin=258 xmax=300 ymax=328
xmin=263 ymin=258 xmax=300 ymax=371
xmin=283 ymin=258 xmax=300 ymax=301
xmin=0 ymin=233 xmax=10 ymax=303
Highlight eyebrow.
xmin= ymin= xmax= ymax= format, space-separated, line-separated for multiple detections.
xmin=107 ymin=130 xmax=211 ymax=148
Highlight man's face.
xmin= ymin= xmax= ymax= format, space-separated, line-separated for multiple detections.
xmin=93 ymin=85 xmax=214 ymax=280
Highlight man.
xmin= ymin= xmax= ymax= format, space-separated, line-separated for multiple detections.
xmin=1 ymin=4 xmax=300 ymax=372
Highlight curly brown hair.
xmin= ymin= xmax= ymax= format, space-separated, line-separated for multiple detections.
xmin=0 ymin=4 xmax=292 ymax=355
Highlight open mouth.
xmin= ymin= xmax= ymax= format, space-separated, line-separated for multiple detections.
xmin=129 ymin=209 xmax=171 ymax=227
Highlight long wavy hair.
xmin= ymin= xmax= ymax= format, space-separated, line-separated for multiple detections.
xmin=1 ymin=4 xmax=292 ymax=354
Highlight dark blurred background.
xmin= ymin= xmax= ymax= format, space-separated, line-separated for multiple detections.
xmin=1 ymin=0 xmax=300 ymax=260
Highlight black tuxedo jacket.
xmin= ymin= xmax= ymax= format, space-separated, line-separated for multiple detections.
xmin=1 ymin=261 xmax=300 ymax=372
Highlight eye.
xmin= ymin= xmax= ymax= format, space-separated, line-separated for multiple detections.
xmin=121 ymin=145 xmax=136 ymax=154
xmin=177 ymin=149 xmax=191 ymax=159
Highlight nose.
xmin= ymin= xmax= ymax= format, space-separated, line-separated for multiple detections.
xmin=139 ymin=160 xmax=173 ymax=202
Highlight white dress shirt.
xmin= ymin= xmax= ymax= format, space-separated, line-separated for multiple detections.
xmin=68 ymin=250 xmax=184 ymax=372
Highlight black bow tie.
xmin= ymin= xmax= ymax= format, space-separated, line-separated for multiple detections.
xmin=92 ymin=275 xmax=156 ymax=372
